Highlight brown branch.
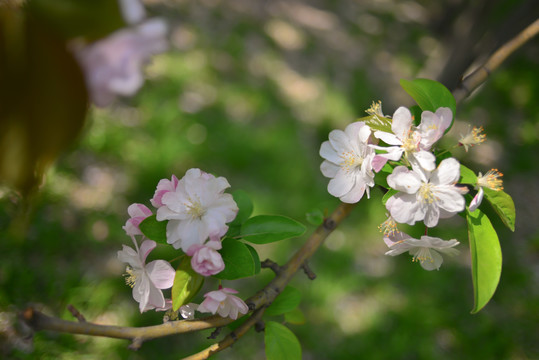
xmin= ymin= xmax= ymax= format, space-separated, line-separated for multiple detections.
xmin=453 ymin=18 xmax=539 ymax=104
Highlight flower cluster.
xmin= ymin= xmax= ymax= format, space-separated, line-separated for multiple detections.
xmin=320 ymin=102 xmax=503 ymax=271
xmin=117 ymin=168 xmax=247 ymax=320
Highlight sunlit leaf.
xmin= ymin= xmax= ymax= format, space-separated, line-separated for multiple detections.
xmin=400 ymin=78 xmax=457 ymax=132
xmin=459 ymin=164 xmax=477 ymax=185
xmin=483 ymin=188 xmax=516 ymax=232
xmin=240 ymin=215 xmax=306 ymax=244
xmin=172 ymin=259 xmax=204 ymax=311
xmin=284 ymin=307 xmax=306 ymax=325
xmin=265 ymin=321 xmax=302 ymax=360
xmin=466 ymin=209 xmax=502 ymax=313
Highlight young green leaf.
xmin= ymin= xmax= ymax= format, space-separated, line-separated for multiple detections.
xmin=244 ymin=243 xmax=261 ymax=275
xmin=265 ymin=321 xmax=302 ymax=360
xmin=459 ymin=164 xmax=477 ymax=185
xmin=483 ymin=188 xmax=516 ymax=232
xmin=230 ymin=190 xmax=254 ymax=226
xmin=139 ymin=215 xmax=168 ymax=244
xmin=172 ymin=259 xmax=204 ymax=311
xmin=466 ymin=209 xmax=502 ymax=314
xmin=400 ymin=78 xmax=457 ymax=132
xmin=284 ymin=307 xmax=306 ymax=325
xmin=240 ymin=215 xmax=306 ymax=244
xmin=382 ymin=189 xmax=398 ymax=206
xmin=213 ymin=238 xmax=257 ymax=280
xmin=265 ymin=286 xmax=301 ymax=317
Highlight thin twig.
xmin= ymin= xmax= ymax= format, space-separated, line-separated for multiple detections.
xmin=453 ymin=18 xmax=539 ymax=104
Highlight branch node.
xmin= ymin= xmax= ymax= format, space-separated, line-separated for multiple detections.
xmin=67 ymin=304 xmax=86 ymax=322
xmin=207 ymin=327 xmax=222 ymax=340
xmin=323 ymin=217 xmax=336 ymax=231
xmin=301 ymin=261 xmax=316 ymax=280
xmin=246 ymin=302 xmax=256 ymax=311
xmin=254 ymin=320 xmax=265 ymax=333
xmin=128 ymin=337 xmax=143 ymax=351
xmin=261 ymin=259 xmax=281 ymax=274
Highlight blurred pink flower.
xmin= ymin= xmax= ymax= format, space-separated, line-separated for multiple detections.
xmin=186 ymin=240 xmax=225 ymax=276
xmin=74 ymin=18 xmax=168 ymax=107
xmin=123 ymin=203 xmax=153 ymax=236
xmin=117 ymin=240 xmax=175 ymax=312
xmin=197 ymin=288 xmax=248 ymax=320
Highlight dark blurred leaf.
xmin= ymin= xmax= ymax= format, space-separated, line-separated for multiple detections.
xmin=466 ymin=209 xmax=502 ymax=314
xmin=244 ymin=243 xmax=261 ymax=275
xmin=27 ymin=0 xmax=125 ymax=41
xmin=284 ymin=307 xmax=305 ymax=325
xmin=0 ymin=7 xmax=88 ymax=194
xmin=230 ymin=189 xmax=253 ymax=226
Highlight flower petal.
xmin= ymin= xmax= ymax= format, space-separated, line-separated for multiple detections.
xmin=146 ymin=260 xmax=175 ymax=289
xmin=469 ymin=187 xmax=484 ymax=212
xmin=431 ymin=157 xmax=460 ymax=185
xmin=391 ymin=107 xmax=413 ymax=141
xmin=387 ymin=166 xmax=422 ymax=194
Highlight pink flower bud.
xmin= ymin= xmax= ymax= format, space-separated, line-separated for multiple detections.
xmin=123 ymin=203 xmax=153 ymax=236
xmin=186 ymin=240 xmax=225 ymax=276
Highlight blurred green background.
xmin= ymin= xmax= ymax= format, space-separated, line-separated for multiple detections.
xmin=1 ymin=0 xmax=539 ymax=359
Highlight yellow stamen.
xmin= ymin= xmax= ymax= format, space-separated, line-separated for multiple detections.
xmin=477 ymin=169 xmax=503 ymax=191
xmin=365 ymin=100 xmax=384 ymax=118
xmin=418 ymin=183 xmax=437 ymax=204
xmin=186 ymin=197 xmax=206 ymax=219
xmin=340 ymin=151 xmax=363 ymax=173
xmin=378 ymin=216 xmax=399 ymax=236
xmin=402 ymin=130 xmax=420 ymax=153
xmin=412 ymin=248 xmax=434 ymax=264
xmin=124 ymin=267 xmax=137 ymax=288
xmin=459 ymin=126 xmax=486 ymax=152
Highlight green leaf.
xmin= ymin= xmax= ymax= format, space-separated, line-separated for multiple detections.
xmin=284 ymin=307 xmax=306 ymax=325
xmin=139 ymin=215 xmax=168 ymax=244
xmin=265 ymin=286 xmax=301 ymax=317
xmin=409 ymin=105 xmax=422 ymax=126
xmin=466 ymin=209 xmax=502 ymax=313
xmin=483 ymin=188 xmax=516 ymax=232
xmin=400 ymin=78 xmax=457 ymax=132
xmin=305 ymin=208 xmax=324 ymax=226
xmin=214 ymin=238 xmax=256 ymax=280
xmin=374 ymin=162 xmax=394 ymax=189
xmin=230 ymin=190 xmax=253 ymax=226
xmin=459 ymin=164 xmax=477 ymax=185
xmin=361 ymin=115 xmax=392 ymax=134
xmin=172 ymin=259 xmax=204 ymax=311
xmin=382 ymin=189 xmax=398 ymax=206
xmin=265 ymin=321 xmax=302 ymax=360
xmin=244 ymin=243 xmax=261 ymax=275
xmin=240 ymin=215 xmax=306 ymax=244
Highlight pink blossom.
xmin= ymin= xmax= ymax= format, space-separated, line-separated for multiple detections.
xmin=156 ymin=169 xmax=238 ymax=252
xmin=117 ymin=240 xmax=175 ymax=312
xmin=151 ymin=175 xmax=179 ymax=208
xmin=123 ymin=203 xmax=153 ymax=236
xmin=186 ymin=240 xmax=225 ymax=276
xmin=74 ymin=18 xmax=168 ymax=107
xmin=197 ymin=288 xmax=249 ymax=320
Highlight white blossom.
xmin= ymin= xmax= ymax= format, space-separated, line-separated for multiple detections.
xmin=384 ymin=231 xmax=460 ymax=271
xmin=469 ymin=169 xmax=503 ymax=212
xmin=320 ymin=121 xmax=376 ymax=203
xmin=386 ymin=158 xmax=465 ymax=227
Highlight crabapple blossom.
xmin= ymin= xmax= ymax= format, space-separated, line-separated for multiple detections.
xmin=186 ymin=240 xmax=225 ymax=276
xmin=117 ymin=240 xmax=175 ymax=312
xmin=319 ymin=121 xmax=376 ymax=203
xmin=197 ymin=288 xmax=249 ymax=320
xmin=156 ymin=169 xmax=238 ymax=252
xmin=469 ymin=169 xmax=504 ymax=212
xmin=385 ymin=158 xmax=466 ymax=227
xmin=74 ymin=18 xmax=168 ymax=107
xmin=123 ymin=203 xmax=153 ymax=236
xmin=384 ymin=231 xmax=460 ymax=271
xmin=373 ymin=107 xmax=452 ymax=171
xmin=151 ymin=175 xmax=179 ymax=208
